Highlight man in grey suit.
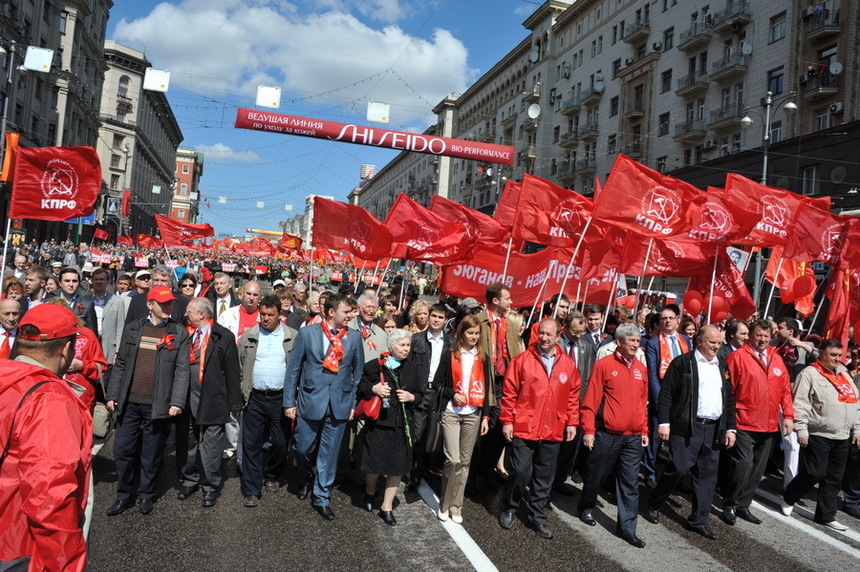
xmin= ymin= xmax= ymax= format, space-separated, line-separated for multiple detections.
xmin=283 ymin=293 xmax=364 ymax=520
xmin=553 ymin=311 xmax=596 ymax=494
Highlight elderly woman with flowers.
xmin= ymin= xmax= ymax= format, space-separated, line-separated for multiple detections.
xmin=357 ymin=328 xmax=423 ymax=526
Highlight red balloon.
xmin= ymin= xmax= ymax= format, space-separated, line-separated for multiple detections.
xmin=793 ymin=275 xmax=816 ymax=298
xmin=713 ymin=310 xmax=729 ymax=322
xmin=780 ymin=278 xmax=797 ymax=303
xmin=704 ymin=295 xmax=724 ymax=314
xmin=683 ymin=291 xmax=703 ymax=315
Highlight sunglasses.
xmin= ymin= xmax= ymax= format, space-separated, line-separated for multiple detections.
xmin=137 ymin=276 xmax=151 ymax=281
xmin=181 ymin=283 xmax=195 ymax=288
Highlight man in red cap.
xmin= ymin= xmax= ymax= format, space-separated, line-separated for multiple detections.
xmin=0 ymin=304 xmax=92 ymax=571
xmin=106 ymin=285 xmax=190 ymax=516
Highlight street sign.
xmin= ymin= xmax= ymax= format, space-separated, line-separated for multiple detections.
xmin=107 ymin=197 xmax=120 ymax=215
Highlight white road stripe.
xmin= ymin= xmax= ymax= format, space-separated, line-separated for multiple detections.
xmin=417 ymin=482 xmax=499 ymax=572
xmin=753 ymin=489 xmax=860 ymax=553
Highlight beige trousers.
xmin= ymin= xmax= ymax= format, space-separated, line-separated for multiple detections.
xmin=439 ymin=409 xmax=481 ymax=512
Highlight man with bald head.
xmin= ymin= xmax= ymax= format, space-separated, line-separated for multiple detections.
xmin=0 ymin=299 xmax=21 ymax=359
xmin=644 ymin=325 xmax=737 ymax=540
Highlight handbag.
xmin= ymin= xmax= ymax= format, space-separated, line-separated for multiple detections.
xmin=354 ymin=394 xmax=382 ymax=421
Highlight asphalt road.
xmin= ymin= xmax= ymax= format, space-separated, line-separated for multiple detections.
xmin=87 ymin=432 xmax=860 ymax=572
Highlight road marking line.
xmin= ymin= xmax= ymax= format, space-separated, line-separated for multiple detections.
xmin=752 ymin=491 xmax=860 ymax=557
xmin=417 ymin=482 xmax=498 ymax=572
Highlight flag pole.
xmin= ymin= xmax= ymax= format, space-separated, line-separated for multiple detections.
xmin=633 ymin=238 xmax=655 ymax=312
xmin=309 ymin=246 xmax=316 ymax=288
xmin=0 ymin=219 xmax=11 ymax=280
xmin=575 ymin=281 xmax=582 ymax=310
xmin=762 ymin=256 xmax=784 ymax=320
xmin=602 ymin=269 xmax=619 ymax=333
xmin=527 ymin=266 xmax=551 ymax=329
xmin=581 ymin=280 xmax=591 ymax=307
xmin=501 ymin=236 xmax=514 ymax=279
xmin=809 ymin=267 xmax=833 ymax=331
xmin=397 ymin=261 xmax=408 ymax=311
xmin=706 ymin=253 xmax=720 ymax=322
xmin=353 ymin=260 xmax=368 ymax=294
xmin=553 ymin=217 xmax=594 ymax=320
xmin=376 ymin=259 xmax=392 ymax=296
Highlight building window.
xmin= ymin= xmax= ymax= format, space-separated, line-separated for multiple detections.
xmin=182 ymin=164 xmax=190 ymax=174
xmin=58 ymin=11 xmax=68 ymax=33
xmin=610 ymin=96 xmax=619 ymax=116
xmin=663 ymin=28 xmax=674 ymax=50
xmin=112 ymin=134 xmax=123 ymax=148
xmin=612 ymin=25 xmax=618 ymax=44
xmin=553 ymin=125 xmax=560 ymax=143
xmin=612 ymin=59 xmax=622 ymax=78
xmin=550 ymin=159 xmax=557 ymax=175
xmin=661 ymin=69 xmax=673 ymax=93
xmin=657 ymin=156 xmax=668 ymax=173
xmin=180 ymin=182 xmax=188 ymax=193
xmin=117 ymin=75 xmax=130 ymax=98
xmin=110 ymin=174 xmax=120 ymax=189
xmin=770 ymin=120 xmax=782 ymax=143
xmin=802 ymin=165 xmax=819 ymax=195
xmin=683 ymin=148 xmax=692 ymax=166
xmin=178 ymin=209 xmax=186 ymax=219
xmin=110 ymin=154 xmax=120 ymax=168
xmin=591 ymin=39 xmax=597 ymax=58
xmin=815 ymin=107 xmax=831 ymax=130
xmin=607 ymin=134 xmax=617 ymax=154
xmin=658 ymin=112 xmax=670 ymax=136
xmin=597 ymin=36 xmax=603 ymax=54
xmin=770 ymin=12 xmax=786 ymax=42
xmin=767 ymin=67 xmax=784 ymax=95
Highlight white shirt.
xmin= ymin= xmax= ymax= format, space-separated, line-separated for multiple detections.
xmin=448 ymin=347 xmax=478 ymax=415
xmin=427 ymin=330 xmax=444 ymax=385
xmin=695 ymin=350 xmax=723 ymax=420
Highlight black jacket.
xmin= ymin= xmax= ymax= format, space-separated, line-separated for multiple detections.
xmin=657 ymin=350 xmax=737 ymax=444
xmin=193 ymin=322 xmax=243 ymax=425
xmin=402 ymin=330 xmax=452 ymax=394
xmin=357 ymin=359 xmax=423 ymax=430
xmin=432 ymin=349 xmax=493 ymax=418
xmin=125 ymin=291 xmax=188 ymax=325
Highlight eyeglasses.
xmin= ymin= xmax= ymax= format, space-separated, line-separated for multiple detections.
xmin=181 ymin=283 xmax=194 ymax=288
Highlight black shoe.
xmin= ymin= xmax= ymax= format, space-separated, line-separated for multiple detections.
xmin=579 ymin=509 xmax=596 ymax=526
xmin=379 ymin=510 xmax=397 ymax=526
xmin=106 ymin=498 xmax=135 ymax=516
xmin=620 ymin=531 xmax=646 ymax=548
xmin=722 ymin=507 xmax=737 ymax=525
xmin=264 ymin=480 xmax=280 ymax=494
xmin=842 ymin=505 xmax=860 ymax=519
xmin=314 ymin=504 xmax=335 ymax=521
xmin=296 ymin=484 xmax=310 ymax=500
xmin=687 ymin=523 xmax=716 ymax=540
xmin=736 ymin=508 xmax=761 ymax=524
xmin=244 ymin=495 xmax=259 ymax=508
xmin=644 ymin=507 xmax=660 ymax=524
xmin=531 ymin=522 xmax=554 ymax=539
xmin=645 ymin=476 xmax=658 ymax=489
xmin=363 ymin=493 xmax=375 ymax=512
xmin=571 ymin=471 xmax=583 ymax=484
xmin=138 ymin=498 xmax=154 ymax=515
xmin=177 ymin=484 xmax=199 ymax=500
xmin=202 ymin=491 xmax=218 ymax=507
xmin=499 ymin=509 xmax=516 ymax=529
xmin=552 ymin=482 xmax=576 ymax=497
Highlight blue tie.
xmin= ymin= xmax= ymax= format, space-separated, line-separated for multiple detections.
xmin=670 ymin=335 xmax=680 ymax=357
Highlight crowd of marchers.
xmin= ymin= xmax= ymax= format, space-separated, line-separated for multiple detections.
xmin=0 ymin=253 xmax=859 ymax=569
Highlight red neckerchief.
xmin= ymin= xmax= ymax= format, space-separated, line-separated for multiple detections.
xmin=321 ymin=320 xmax=346 ymax=373
xmin=658 ymin=332 xmax=689 ymax=378
xmin=186 ymin=320 xmax=213 ymax=384
xmin=812 ymin=361 xmax=858 ymax=403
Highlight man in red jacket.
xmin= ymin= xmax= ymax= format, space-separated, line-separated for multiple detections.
xmin=722 ymin=319 xmax=794 ymax=525
xmin=498 ymin=319 xmax=580 ymax=539
xmin=0 ymin=304 xmax=92 ymax=572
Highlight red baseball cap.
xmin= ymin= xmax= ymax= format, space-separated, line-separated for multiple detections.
xmin=18 ymin=304 xmax=78 ymax=340
xmin=147 ymin=286 xmax=177 ymax=303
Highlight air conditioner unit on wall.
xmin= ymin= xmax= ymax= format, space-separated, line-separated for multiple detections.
xmin=652 ymin=41 xmax=662 ymax=52
xmin=830 ymin=102 xmax=844 ymax=114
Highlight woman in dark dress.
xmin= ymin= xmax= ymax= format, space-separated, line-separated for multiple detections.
xmin=358 ymin=328 xmax=422 ymax=526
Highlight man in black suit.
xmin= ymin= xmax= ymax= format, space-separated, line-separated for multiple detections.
xmin=75 ymin=267 xmax=112 ymax=337
xmin=175 ymin=297 xmax=242 ymax=507
xmin=207 ymin=272 xmax=240 ymax=318
xmin=553 ymin=311 xmax=596 ymax=494
xmin=644 ymin=324 xmax=737 ymax=540
xmin=18 ymin=265 xmax=56 ymax=317
xmin=126 ymin=265 xmax=187 ymax=325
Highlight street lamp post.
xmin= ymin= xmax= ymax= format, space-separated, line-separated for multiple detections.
xmin=740 ymin=90 xmax=798 ymax=310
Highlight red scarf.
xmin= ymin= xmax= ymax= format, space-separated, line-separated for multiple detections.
xmin=321 ymin=320 xmax=346 ymax=373
xmin=186 ymin=320 xmax=213 ymax=384
xmin=812 ymin=361 xmax=859 ymax=403
xmin=659 ymin=332 xmax=689 ymax=379
xmin=451 ymin=350 xmax=486 ymax=407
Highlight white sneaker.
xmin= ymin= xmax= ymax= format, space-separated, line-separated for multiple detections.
xmin=437 ymin=509 xmax=449 ymax=522
xmin=779 ymin=500 xmax=794 ymax=516
xmin=823 ymin=520 xmax=848 ymax=531
xmin=451 ymin=513 xmax=463 ymax=524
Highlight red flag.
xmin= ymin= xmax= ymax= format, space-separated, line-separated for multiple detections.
xmin=251 ymin=237 xmax=275 ymax=256
xmin=429 ymin=194 xmax=507 ymax=244
xmin=594 ymin=154 xmax=707 ymax=237
xmin=384 ymin=193 xmax=471 ymax=263
xmin=93 ymin=228 xmax=108 ymax=240
xmin=765 ymin=246 xmax=816 ymax=317
xmin=688 ymin=252 xmax=757 ymax=320
xmin=121 ymin=189 xmax=131 ymax=217
xmin=116 ymin=236 xmax=133 ymax=247
xmin=824 ymin=267 xmax=852 ymax=351
xmin=154 ymin=214 xmax=214 ymax=246
xmin=512 ymin=174 xmax=594 ymax=247
xmin=620 ymin=236 xmax=715 ymax=277
xmin=278 ymin=232 xmax=303 ymax=250
xmin=136 ymin=234 xmax=163 ymax=249
xmin=10 ymin=146 xmax=102 ymax=221
xmin=312 ymin=197 xmax=392 ymax=261
xmin=679 ymin=189 xmax=759 ymax=244
xmin=493 ymin=180 xmax=522 ymax=229
xmin=723 ymin=174 xmax=815 ymax=247
xmin=783 ymin=206 xmax=851 ymax=266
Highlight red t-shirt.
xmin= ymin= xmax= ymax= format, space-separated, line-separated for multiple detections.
xmin=237 ymin=307 xmax=259 ymax=339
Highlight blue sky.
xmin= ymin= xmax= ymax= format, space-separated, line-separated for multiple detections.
xmin=107 ymin=0 xmax=540 ymax=237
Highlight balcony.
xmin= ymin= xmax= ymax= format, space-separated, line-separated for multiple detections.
xmin=709 ymin=53 xmax=750 ymax=82
xmin=574 ymin=157 xmax=596 ymax=175
xmin=523 ymin=83 xmax=541 ymax=102
xmin=625 ymin=101 xmax=645 ymax=120
xmin=578 ymin=122 xmax=599 ymax=142
xmin=525 ymin=144 xmax=537 ymax=159
xmin=579 ymin=85 xmax=603 ymax=106
xmin=675 ymin=73 xmax=709 ymax=97
xmin=805 ymin=9 xmax=841 ymax=43
xmin=557 ymin=160 xmax=576 ymax=185
xmin=709 ymin=1 xmax=751 ymax=34
xmin=617 ymin=51 xmax=661 ymax=79
xmin=559 ymin=130 xmax=579 ymax=149
xmin=622 ymin=20 xmax=650 ymax=45
xmin=800 ymin=72 xmax=840 ymax=101
xmin=479 ymin=131 xmax=496 ymax=143
xmin=678 ymin=22 xmax=711 ymax=52
xmin=625 ymin=141 xmax=643 ymax=159
xmin=708 ymin=103 xmax=745 ymax=131
xmin=673 ymin=119 xmax=706 ymax=144
xmin=523 ymin=119 xmax=538 ymax=132
xmin=501 ymin=114 xmax=517 ymax=128
xmin=560 ymin=96 xmax=580 ymax=115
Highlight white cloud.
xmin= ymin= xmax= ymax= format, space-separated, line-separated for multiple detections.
xmin=195 ymin=143 xmax=262 ymax=163
xmin=112 ymin=1 xmax=469 ymax=126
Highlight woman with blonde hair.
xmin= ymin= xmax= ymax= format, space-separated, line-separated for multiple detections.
xmin=433 ymin=314 xmax=492 ymax=523
xmin=406 ymin=299 xmax=430 ymax=333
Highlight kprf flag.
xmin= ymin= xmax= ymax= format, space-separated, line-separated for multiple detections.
xmin=279 ymin=233 xmax=303 ymax=250
xmin=678 ymin=189 xmax=759 ymax=244
xmin=10 ymin=146 xmax=102 ymax=220
xmin=136 ymin=234 xmax=163 ymax=249
xmin=765 ymin=246 xmax=816 ymax=317
xmin=116 ymin=236 xmax=133 ymax=247
xmin=385 ymin=193 xmax=470 ymax=263
xmin=512 ymin=174 xmax=595 ymax=247
xmin=783 ymin=206 xmax=852 ymax=266
xmin=594 ymin=154 xmax=707 ymax=237
xmin=312 ymin=197 xmax=392 ymax=261
xmin=154 ymin=214 xmax=214 ymax=246
xmin=493 ymin=180 xmax=522 ymax=229
xmin=430 ymin=194 xmax=507 ymax=244
xmin=93 ymin=228 xmax=108 ymax=240
xmin=824 ymin=267 xmax=852 ymax=352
